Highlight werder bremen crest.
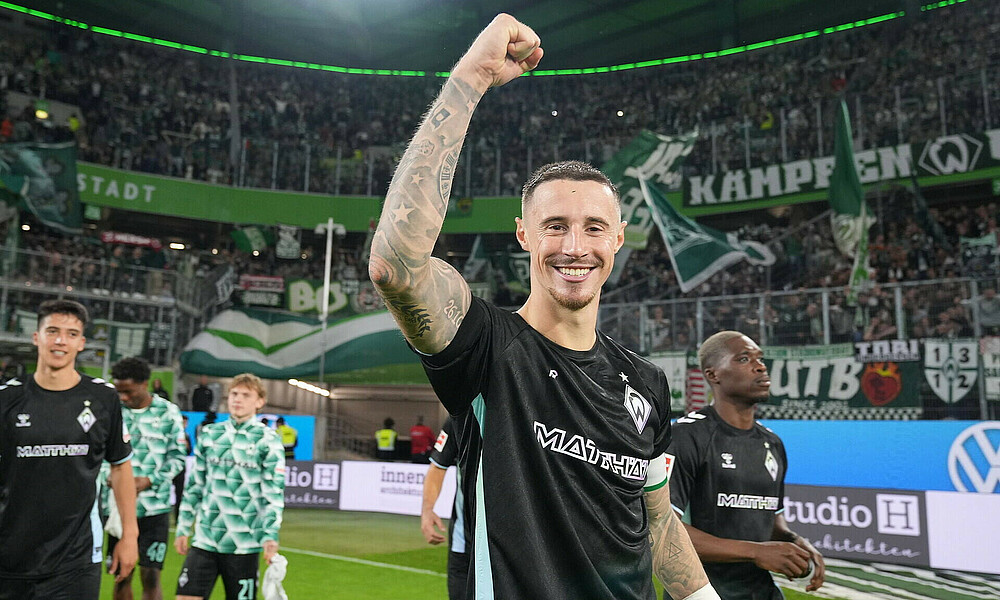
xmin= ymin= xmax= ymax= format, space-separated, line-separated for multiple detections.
xmin=924 ymin=340 xmax=978 ymax=403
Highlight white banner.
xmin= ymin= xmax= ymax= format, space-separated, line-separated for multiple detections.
xmin=339 ymin=460 xmax=456 ymax=518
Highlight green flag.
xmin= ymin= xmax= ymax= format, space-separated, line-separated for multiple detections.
xmin=828 ymin=101 xmax=872 ymax=258
xmin=638 ymin=177 xmax=774 ymax=293
xmin=231 ymin=226 xmax=269 ymax=252
xmin=828 ymin=101 xmax=875 ymax=305
xmin=0 ymin=142 xmax=82 ymax=234
xmin=601 ymin=130 xmax=698 ymax=250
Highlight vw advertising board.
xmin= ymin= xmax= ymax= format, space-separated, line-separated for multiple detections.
xmin=763 ymin=420 xmax=1000 ymax=493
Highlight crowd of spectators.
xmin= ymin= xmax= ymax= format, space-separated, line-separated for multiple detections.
xmin=1 ymin=1 xmax=998 ymax=198
xmin=2 ymin=1 xmax=999 ymax=357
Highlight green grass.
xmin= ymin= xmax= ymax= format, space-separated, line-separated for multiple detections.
xmin=102 ymin=509 xmax=834 ymax=599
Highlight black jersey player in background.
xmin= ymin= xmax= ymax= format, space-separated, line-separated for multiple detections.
xmin=421 ymin=415 xmax=471 ymax=600
xmin=0 ymin=299 xmax=138 ymax=600
xmin=666 ymin=331 xmax=825 ymax=600
xmin=370 ymin=13 xmax=719 ymax=600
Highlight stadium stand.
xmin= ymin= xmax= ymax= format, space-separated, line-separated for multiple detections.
xmin=1 ymin=1 xmax=998 ymax=420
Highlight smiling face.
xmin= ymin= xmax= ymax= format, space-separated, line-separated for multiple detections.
xmin=515 ymin=178 xmax=625 ymax=312
xmin=228 ymin=384 xmax=266 ymax=423
xmin=704 ymin=334 xmax=771 ymax=404
xmin=33 ymin=313 xmax=86 ymax=372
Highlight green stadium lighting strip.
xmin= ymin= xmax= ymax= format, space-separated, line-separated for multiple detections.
xmin=0 ymin=0 xmax=970 ymax=78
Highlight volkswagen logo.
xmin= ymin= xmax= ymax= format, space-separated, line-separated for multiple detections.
xmin=947 ymin=422 xmax=1000 ymax=493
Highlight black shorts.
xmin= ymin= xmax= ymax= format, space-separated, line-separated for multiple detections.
xmin=447 ymin=550 xmax=470 ymax=600
xmin=176 ymin=547 xmax=260 ymax=600
xmin=108 ymin=512 xmax=170 ymax=570
xmin=0 ymin=562 xmax=101 ymax=600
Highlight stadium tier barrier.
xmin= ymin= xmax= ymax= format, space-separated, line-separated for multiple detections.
xmin=268 ymin=420 xmax=1000 ymax=576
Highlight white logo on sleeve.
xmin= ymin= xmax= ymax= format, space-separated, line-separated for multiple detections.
xmin=434 ymin=430 xmax=449 ymax=452
xmin=623 ymin=384 xmax=651 ymax=433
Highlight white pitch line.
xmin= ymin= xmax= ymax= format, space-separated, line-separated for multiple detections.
xmin=280 ymin=546 xmax=448 ymax=577
xmin=825 ymin=570 xmax=942 ymax=600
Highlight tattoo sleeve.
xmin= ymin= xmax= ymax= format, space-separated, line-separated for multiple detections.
xmin=646 ymin=484 xmax=711 ymax=599
xmin=369 ymin=77 xmax=482 ymax=354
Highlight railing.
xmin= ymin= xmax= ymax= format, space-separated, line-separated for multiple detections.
xmin=323 ymin=413 xmax=377 ymax=459
xmin=0 ymin=244 xmax=230 ymax=313
xmin=599 ymin=276 xmax=997 ymax=355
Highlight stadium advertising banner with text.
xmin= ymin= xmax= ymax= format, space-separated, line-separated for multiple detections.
xmin=339 ymin=461 xmax=457 ymax=518
xmin=283 ymin=460 xmax=341 ymax=509
xmin=784 ymin=484 xmax=929 ymax=567
xmin=76 ymin=162 xmax=521 ymax=233
xmin=682 ymin=128 xmax=1000 ymax=211
xmin=756 ymin=343 xmax=921 ymax=419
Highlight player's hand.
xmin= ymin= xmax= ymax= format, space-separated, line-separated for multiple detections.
xmin=452 ymin=13 xmax=543 ymax=93
xmin=752 ymin=541 xmax=811 ymax=579
xmin=109 ymin=533 xmax=138 ymax=583
xmin=263 ymin=540 xmax=280 ymax=564
xmin=134 ymin=476 xmax=152 ymax=492
xmin=174 ymin=535 xmax=189 ymax=555
xmin=796 ymin=540 xmax=826 ymax=591
xmin=420 ymin=509 xmax=446 ymax=545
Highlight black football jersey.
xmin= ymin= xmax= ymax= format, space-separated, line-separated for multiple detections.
xmin=428 ymin=415 xmax=473 ymax=554
xmin=0 ymin=375 xmax=132 ymax=577
xmin=667 ymin=406 xmax=787 ymax=600
xmin=421 ymin=297 xmax=672 ymax=600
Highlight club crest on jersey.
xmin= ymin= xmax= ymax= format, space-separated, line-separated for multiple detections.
xmin=623 ymin=384 xmax=651 ymax=433
xmin=764 ymin=448 xmax=778 ymax=481
xmin=78 ymin=406 xmax=97 ymax=432
xmin=721 ymin=453 xmax=736 ymax=469
xmin=15 ymin=413 xmax=31 ymax=427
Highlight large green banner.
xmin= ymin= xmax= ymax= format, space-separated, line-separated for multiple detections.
xmin=684 ymin=127 xmax=1000 ymax=209
xmin=755 ymin=343 xmax=922 ymax=419
xmin=76 ymin=163 xmax=521 ymax=233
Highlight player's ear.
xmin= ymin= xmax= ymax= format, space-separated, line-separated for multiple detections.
xmin=515 ymin=217 xmax=529 ymax=251
xmin=702 ymin=367 xmax=719 ymax=384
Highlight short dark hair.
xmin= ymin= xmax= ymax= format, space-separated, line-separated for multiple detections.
xmin=521 ymin=161 xmax=619 ymax=209
xmin=37 ymin=299 xmax=89 ymax=330
xmin=111 ymin=356 xmax=151 ymax=383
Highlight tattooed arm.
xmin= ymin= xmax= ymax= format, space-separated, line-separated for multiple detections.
xmin=645 ymin=483 xmax=715 ymax=600
xmin=369 ymin=14 xmax=543 ymax=354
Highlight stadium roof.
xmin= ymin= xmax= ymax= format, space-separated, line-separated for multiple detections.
xmin=9 ymin=0 xmax=919 ymax=74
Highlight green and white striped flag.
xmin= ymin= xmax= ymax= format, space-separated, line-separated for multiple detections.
xmin=180 ymin=308 xmax=421 ymax=382
xmin=231 ymin=226 xmax=269 ymax=253
xmin=638 ymin=177 xmax=774 ymax=293
xmin=829 ymin=100 xmax=875 ymax=305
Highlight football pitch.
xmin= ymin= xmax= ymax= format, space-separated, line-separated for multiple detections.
xmin=101 ymin=509 xmax=996 ymax=600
